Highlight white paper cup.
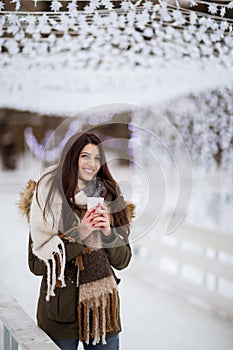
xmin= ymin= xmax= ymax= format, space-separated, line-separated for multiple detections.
xmin=86 ymin=197 xmax=104 ymax=210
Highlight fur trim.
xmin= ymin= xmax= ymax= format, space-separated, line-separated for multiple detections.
xmin=126 ymin=202 xmax=135 ymax=223
xmin=18 ymin=179 xmax=36 ymax=222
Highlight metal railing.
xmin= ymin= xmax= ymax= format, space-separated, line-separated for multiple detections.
xmin=134 ymin=221 xmax=233 ymax=320
xmin=0 ymin=281 xmax=60 ymax=350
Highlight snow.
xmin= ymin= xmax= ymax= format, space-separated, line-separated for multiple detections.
xmin=0 ymin=58 xmax=232 ymax=115
xmin=0 ymin=155 xmax=233 ymax=350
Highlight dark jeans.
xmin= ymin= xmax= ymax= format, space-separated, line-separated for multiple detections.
xmin=53 ymin=338 xmax=79 ymax=350
xmin=54 ymin=335 xmax=119 ymax=350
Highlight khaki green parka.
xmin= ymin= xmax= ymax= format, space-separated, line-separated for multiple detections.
xmin=28 ymin=233 xmax=132 ymax=341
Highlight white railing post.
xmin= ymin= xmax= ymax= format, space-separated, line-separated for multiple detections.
xmin=202 ymin=246 xmax=207 ymax=288
xmin=214 ymin=250 xmax=219 ymax=291
xmin=134 ymin=221 xmax=233 ymax=320
xmin=3 ymin=325 xmax=18 ymax=350
xmin=0 ymin=281 xmax=60 ymax=350
xmin=3 ymin=326 xmax=10 ymax=350
xmin=12 ymin=333 xmax=18 ymax=350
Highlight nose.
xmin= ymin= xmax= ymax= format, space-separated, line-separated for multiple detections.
xmin=87 ymin=156 xmax=95 ymax=168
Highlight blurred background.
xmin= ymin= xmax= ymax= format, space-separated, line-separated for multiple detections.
xmin=0 ymin=100 xmax=233 ymax=350
xmin=0 ymin=0 xmax=233 ymax=349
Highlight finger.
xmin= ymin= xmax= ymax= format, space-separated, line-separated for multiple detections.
xmin=92 ymin=222 xmax=109 ymax=229
xmin=82 ymin=214 xmax=96 ymax=226
xmin=83 ymin=208 xmax=96 ymax=219
xmin=96 ymin=203 xmax=108 ymax=212
xmin=91 ymin=212 xmax=109 ymax=220
xmin=91 ymin=217 xmax=108 ymax=224
xmin=87 ymin=207 xmax=106 ymax=217
xmin=90 ymin=213 xmax=108 ymax=222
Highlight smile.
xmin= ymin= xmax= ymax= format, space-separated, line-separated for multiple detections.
xmin=83 ymin=168 xmax=95 ymax=174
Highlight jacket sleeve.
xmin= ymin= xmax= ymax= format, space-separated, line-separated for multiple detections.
xmin=28 ymin=234 xmax=85 ymax=276
xmin=63 ymin=239 xmax=85 ymax=262
xmin=28 ymin=235 xmax=46 ymax=276
xmin=103 ymin=229 xmax=132 ymax=270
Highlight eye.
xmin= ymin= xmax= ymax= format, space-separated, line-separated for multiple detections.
xmin=95 ymin=156 xmax=101 ymax=162
xmin=81 ymin=154 xmax=89 ymax=159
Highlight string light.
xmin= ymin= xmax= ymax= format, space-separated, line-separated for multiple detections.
xmin=0 ymin=0 xmax=232 ymax=69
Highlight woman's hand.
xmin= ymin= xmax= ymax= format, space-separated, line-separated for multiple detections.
xmin=78 ymin=208 xmax=99 ymax=240
xmin=78 ymin=203 xmax=111 ymax=240
xmin=88 ymin=203 xmax=111 ymax=237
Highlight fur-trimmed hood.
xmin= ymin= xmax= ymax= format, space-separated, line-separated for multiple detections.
xmin=18 ymin=179 xmax=37 ymax=223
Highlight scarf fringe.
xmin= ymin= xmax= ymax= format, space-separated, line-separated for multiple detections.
xmin=45 ymin=240 xmax=66 ymax=301
xmin=78 ymin=288 xmax=120 ymax=345
xmin=50 ymin=254 xmax=56 ymax=297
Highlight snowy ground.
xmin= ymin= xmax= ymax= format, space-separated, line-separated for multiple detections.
xmin=0 ymin=158 xmax=233 ymax=350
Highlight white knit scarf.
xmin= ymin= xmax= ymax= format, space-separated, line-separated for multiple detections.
xmin=29 ymin=166 xmax=103 ymax=301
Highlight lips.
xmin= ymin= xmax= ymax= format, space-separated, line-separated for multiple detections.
xmin=83 ymin=168 xmax=95 ymax=174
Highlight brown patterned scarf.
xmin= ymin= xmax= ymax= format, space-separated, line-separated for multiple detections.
xmin=63 ymin=178 xmax=120 ymax=344
xmin=76 ymin=239 xmax=120 ymax=345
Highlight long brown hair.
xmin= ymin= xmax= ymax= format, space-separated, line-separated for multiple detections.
xmin=37 ymin=132 xmax=130 ymax=240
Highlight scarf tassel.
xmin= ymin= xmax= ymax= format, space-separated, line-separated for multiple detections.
xmin=78 ymin=289 xmax=120 ymax=345
xmin=45 ymin=241 xmax=66 ymax=301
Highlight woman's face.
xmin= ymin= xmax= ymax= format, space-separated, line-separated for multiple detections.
xmin=78 ymin=143 xmax=101 ymax=182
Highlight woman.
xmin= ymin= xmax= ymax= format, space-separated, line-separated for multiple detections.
xmin=25 ymin=132 xmax=133 ymax=350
